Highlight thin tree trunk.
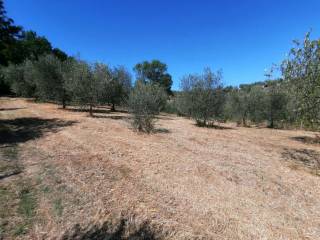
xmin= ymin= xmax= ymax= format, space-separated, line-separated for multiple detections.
xmin=270 ymin=119 xmax=274 ymax=128
xmin=89 ymin=104 xmax=93 ymax=117
xmin=111 ymin=103 xmax=115 ymax=112
xmin=242 ymin=114 xmax=247 ymax=127
xmin=62 ymin=99 xmax=66 ymax=109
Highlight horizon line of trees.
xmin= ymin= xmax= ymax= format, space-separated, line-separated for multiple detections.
xmin=1 ymin=0 xmax=320 ymax=132
xmin=167 ymin=32 xmax=320 ymax=131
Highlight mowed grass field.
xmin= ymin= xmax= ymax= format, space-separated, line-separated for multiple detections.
xmin=0 ymin=97 xmax=320 ymax=239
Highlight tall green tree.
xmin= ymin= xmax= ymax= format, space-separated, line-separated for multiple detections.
xmin=134 ymin=60 xmax=173 ymax=95
xmin=19 ymin=31 xmax=52 ymax=61
xmin=281 ymin=32 xmax=320 ymax=129
xmin=0 ymin=0 xmax=22 ymax=66
xmin=0 ymin=0 xmax=23 ymax=94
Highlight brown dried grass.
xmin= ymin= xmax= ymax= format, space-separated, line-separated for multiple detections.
xmin=1 ymin=97 xmax=320 ymax=239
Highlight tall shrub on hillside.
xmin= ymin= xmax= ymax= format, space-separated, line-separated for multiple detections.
xmin=128 ymin=81 xmax=167 ymax=133
xmin=179 ymin=68 xmax=225 ymax=126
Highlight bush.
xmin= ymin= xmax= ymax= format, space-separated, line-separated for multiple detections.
xmin=128 ymin=81 xmax=167 ymax=133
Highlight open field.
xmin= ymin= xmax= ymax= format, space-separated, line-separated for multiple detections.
xmin=1 ymin=97 xmax=320 ymax=239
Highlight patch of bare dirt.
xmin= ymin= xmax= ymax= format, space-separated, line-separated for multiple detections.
xmin=1 ymin=97 xmax=320 ymax=239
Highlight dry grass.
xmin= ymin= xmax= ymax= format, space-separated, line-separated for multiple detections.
xmin=0 ymin=97 xmax=320 ymax=239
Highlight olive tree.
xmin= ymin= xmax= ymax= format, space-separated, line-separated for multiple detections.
xmin=106 ymin=66 xmax=131 ymax=111
xmin=281 ymin=32 xmax=320 ymax=129
xmin=66 ymin=60 xmax=102 ymax=116
xmin=32 ymin=54 xmax=70 ymax=108
xmin=128 ymin=81 xmax=167 ymax=133
xmin=263 ymin=80 xmax=288 ymax=128
xmin=179 ymin=68 xmax=225 ymax=126
xmin=2 ymin=60 xmax=35 ymax=97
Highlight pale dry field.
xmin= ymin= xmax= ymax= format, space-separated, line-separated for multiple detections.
xmin=1 ymin=97 xmax=320 ymax=240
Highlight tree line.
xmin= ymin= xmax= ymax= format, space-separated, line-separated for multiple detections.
xmin=167 ymin=32 xmax=320 ymax=131
xmin=1 ymin=0 xmax=319 ymax=132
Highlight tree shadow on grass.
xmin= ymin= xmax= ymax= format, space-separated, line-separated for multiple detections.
xmin=0 ymin=107 xmax=26 ymax=112
xmin=290 ymin=135 xmax=320 ymax=145
xmin=153 ymin=128 xmax=171 ymax=134
xmin=194 ymin=122 xmax=234 ymax=130
xmin=65 ymin=107 xmax=129 ymax=115
xmin=282 ymin=148 xmax=320 ymax=175
xmin=92 ymin=115 xmax=131 ymax=120
xmin=0 ymin=167 xmax=22 ymax=180
xmin=66 ymin=108 xmax=112 ymax=114
xmin=155 ymin=115 xmax=175 ymax=121
xmin=0 ymin=117 xmax=77 ymax=145
xmin=62 ymin=218 xmax=159 ymax=240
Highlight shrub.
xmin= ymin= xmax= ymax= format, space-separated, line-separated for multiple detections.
xmin=128 ymin=81 xmax=167 ymax=133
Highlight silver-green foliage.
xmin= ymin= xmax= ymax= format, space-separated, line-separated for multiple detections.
xmin=2 ymin=60 xmax=35 ymax=97
xmin=32 ymin=54 xmax=71 ymax=107
xmin=281 ymin=32 xmax=320 ymax=129
xmin=103 ymin=66 xmax=131 ymax=110
xmin=65 ymin=60 xmax=101 ymax=115
xmin=128 ymin=81 xmax=167 ymax=133
xmin=179 ymin=68 xmax=225 ymax=126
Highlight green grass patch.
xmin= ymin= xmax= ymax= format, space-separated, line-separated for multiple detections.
xmin=53 ymin=198 xmax=63 ymax=217
xmin=13 ymin=223 xmax=28 ymax=236
xmin=18 ymin=187 xmax=37 ymax=219
xmin=0 ymin=182 xmax=38 ymax=238
xmin=40 ymin=185 xmax=51 ymax=193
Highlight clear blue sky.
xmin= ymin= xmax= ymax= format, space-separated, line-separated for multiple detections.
xmin=5 ymin=0 xmax=320 ymax=89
